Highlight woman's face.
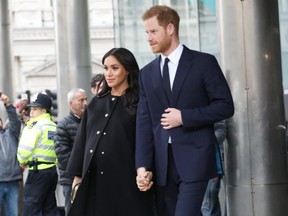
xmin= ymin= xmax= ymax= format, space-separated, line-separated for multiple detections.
xmin=30 ymin=107 xmax=46 ymax=119
xmin=103 ymin=55 xmax=129 ymax=95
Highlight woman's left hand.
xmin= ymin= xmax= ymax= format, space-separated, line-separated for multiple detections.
xmin=136 ymin=168 xmax=153 ymax=191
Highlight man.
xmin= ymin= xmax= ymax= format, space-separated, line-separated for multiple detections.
xmin=201 ymin=120 xmax=227 ymax=216
xmin=17 ymin=92 xmax=58 ymax=216
xmin=0 ymin=92 xmax=21 ymax=216
xmin=135 ymin=5 xmax=234 ymax=216
xmin=90 ymin=74 xmax=104 ymax=95
xmin=54 ymin=88 xmax=87 ymax=215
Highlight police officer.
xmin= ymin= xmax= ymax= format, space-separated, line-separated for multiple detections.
xmin=17 ymin=92 xmax=58 ymax=216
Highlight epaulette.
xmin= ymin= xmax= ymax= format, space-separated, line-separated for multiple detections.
xmin=28 ymin=121 xmax=37 ymax=129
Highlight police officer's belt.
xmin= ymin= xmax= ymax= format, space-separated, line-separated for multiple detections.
xmin=26 ymin=160 xmax=55 ymax=167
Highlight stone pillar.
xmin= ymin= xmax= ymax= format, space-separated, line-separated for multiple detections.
xmin=0 ymin=0 xmax=13 ymax=98
xmin=66 ymin=0 xmax=92 ymax=96
xmin=53 ymin=0 xmax=70 ymax=120
xmin=218 ymin=0 xmax=288 ymax=215
xmin=53 ymin=0 xmax=92 ymax=120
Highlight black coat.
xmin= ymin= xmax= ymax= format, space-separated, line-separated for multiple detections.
xmin=67 ymin=93 xmax=154 ymax=216
xmin=54 ymin=111 xmax=81 ymax=185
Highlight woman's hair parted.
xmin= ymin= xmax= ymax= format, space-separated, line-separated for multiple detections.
xmin=100 ymin=47 xmax=139 ymax=116
xmin=142 ymin=5 xmax=180 ymax=36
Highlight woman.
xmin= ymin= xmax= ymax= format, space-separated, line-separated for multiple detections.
xmin=67 ymin=48 xmax=154 ymax=216
xmin=17 ymin=93 xmax=58 ymax=215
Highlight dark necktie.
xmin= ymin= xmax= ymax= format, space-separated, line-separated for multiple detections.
xmin=162 ymin=58 xmax=171 ymax=98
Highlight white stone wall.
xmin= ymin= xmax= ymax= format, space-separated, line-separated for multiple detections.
xmin=11 ymin=0 xmax=114 ymax=96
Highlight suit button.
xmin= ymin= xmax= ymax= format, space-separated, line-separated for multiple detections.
xmin=89 ymin=149 xmax=93 ymax=153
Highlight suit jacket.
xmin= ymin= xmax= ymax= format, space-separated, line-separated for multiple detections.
xmin=136 ymin=46 xmax=234 ymax=186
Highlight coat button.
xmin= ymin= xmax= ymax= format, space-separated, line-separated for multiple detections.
xmin=112 ymin=97 xmax=115 ymax=101
xmin=105 ymin=113 xmax=108 ymax=117
xmin=97 ymin=131 xmax=100 ymax=134
xmin=100 ymin=171 xmax=104 ymax=174
xmin=101 ymin=152 xmax=104 ymax=154
xmin=103 ymin=132 xmax=106 ymax=135
xmin=90 ymin=149 xmax=93 ymax=153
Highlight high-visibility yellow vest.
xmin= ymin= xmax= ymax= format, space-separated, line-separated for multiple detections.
xmin=17 ymin=113 xmax=57 ymax=170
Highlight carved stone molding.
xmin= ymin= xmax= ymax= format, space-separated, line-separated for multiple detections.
xmin=13 ymin=28 xmax=54 ymax=41
xmin=13 ymin=27 xmax=114 ymax=41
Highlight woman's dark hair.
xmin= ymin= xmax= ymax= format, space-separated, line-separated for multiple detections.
xmin=90 ymin=73 xmax=104 ymax=88
xmin=100 ymin=47 xmax=139 ymax=116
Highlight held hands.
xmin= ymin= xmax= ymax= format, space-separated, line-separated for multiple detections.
xmin=136 ymin=167 xmax=153 ymax=192
xmin=161 ymin=108 xmax=183 ymax=129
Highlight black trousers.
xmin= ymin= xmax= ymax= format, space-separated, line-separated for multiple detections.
xmin=155 ymin=145 xmax=208 ymax=216
xmin=22 ymin=166 xmax=58 ymax=216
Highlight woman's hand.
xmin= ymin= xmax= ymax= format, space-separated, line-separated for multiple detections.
xmin=136 ymin=167 xmax=153 ymax=191
xmin=72 ymin=176 xmax=82 ymax=189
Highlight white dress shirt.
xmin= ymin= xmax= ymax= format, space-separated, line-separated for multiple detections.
xmin=160 ymin=44 xmax=184 ymax=144
xmin=160 ymin=44 xmax=184 ymax=90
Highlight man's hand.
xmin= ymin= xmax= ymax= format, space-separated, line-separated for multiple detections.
xmin=161 ymin=108 xmax=182 ymax=129
xmin=0 ymin=92 xmax=11 ymax=106
xmin=136 ymin=167 xmax=153 ymax=191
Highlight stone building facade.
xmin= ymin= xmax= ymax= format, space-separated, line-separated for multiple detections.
xmin=12 ymin=0 xmax=114 ymax=96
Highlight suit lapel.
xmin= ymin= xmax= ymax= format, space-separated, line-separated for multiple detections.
xmin=171 ymin=47 xmax=193 ymax=106
xmin=152 ymin=56 xmax=171 ymax=106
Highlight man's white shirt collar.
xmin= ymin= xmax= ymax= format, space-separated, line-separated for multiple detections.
xmin=161 ymin=44 xmax=183 ymax=65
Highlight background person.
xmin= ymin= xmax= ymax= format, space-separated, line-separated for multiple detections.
xmin=135 ymin=5 xmax=234 ymax=216
xmin=90 ymin=73 xmax=104 ymax=95
xmin=201 ymin=120 xmax=227 ymax=216
xmin=67 ymin=48 xmax=154 ymax=216
xmin=54 ymin=88 xmax=87 ymax=215
xmin=0 ymin=92 xmax=22 ymax=216
xmin=17 ymin=93 xmax=58 ymax=216
xmin=17 ymin=98 xmax=30 ymax=125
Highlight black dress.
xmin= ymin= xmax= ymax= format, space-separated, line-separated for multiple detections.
xmin=67 ymin=93 xmax=154 ymax=216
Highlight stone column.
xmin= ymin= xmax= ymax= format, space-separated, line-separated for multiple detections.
xmin=0 ymin=0 xmax=13 ymax=98
xmin=218 ymin=0 xmax=288 ymax=215
xmin=53 ymin=0 xmax=92 ymax=119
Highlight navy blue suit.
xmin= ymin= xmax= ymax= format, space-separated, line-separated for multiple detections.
xmin=136 ymin=46 xmax=234 ymax=215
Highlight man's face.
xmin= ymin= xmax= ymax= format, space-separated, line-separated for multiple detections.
xmin=144 ymin=16 xmax=172 ymax=55
xmin=70 ymin=92 xmax=88 ymax=117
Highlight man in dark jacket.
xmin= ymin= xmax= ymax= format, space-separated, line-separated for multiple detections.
xmin=0 ymin=92 xmax=21 ymax=216
xmin=54 ymin=88 xmax=87 ymax=215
